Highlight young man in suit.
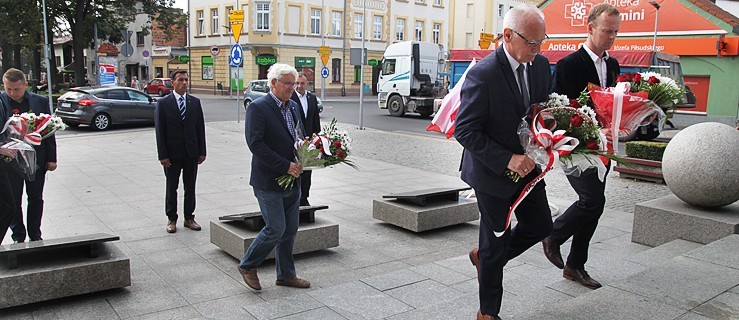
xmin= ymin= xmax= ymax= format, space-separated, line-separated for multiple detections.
xmin=238 ymin=63 xmax=311 ymax=291
xmin=0 ymin=94 xmax=16 ymax=244
xmin=154 ymin=70 xmax=207 ymax=233
xmin=290 ymin=73 xmax=321 ymax=206
xmin=544 ymin=3 xmax=621 ymax=289
xmin=2 ymin=68 xmax=58 ymax=243
xmin=454 ymin=5 xmax=552 ymax=320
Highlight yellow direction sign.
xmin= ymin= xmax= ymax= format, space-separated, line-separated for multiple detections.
xmin=319 ymin=46 xmax=330 ymax=66
xmin=230 ymin=10 xmax=244 ymax=23
xmin=480 ymin=32 xmax=495 ymax=42
xmin=230 ymin=10 xmax=244 ymax=43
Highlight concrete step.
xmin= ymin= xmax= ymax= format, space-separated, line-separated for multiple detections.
xmin=626 ymin=238 xmax=703 ymax=268
xmin=525 ymin=235 xmax=739 ymax=320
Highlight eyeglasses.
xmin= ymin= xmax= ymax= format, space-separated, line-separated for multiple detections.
xmin=278 ymin=80 xmax=298 ymax=87
xmin=512 ymin=30 xmax=549 ymax=47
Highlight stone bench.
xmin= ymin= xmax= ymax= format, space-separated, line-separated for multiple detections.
xmin=218 ymin=205 xmax=329 ymax=231
xmin=211 ymin=205 xmax=338 ymax=260
xmin=373 ymin=187 xmax=479 ymax=232
xmin=0 ymin=233 xmax=120 ymax=269
xmin=0 ymin=233 xmax=131 ymax=309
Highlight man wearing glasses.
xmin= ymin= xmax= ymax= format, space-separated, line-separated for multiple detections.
xmin=238 ymin=63 xmax=311 ymax=291
xmin=544 ymin=3 xmax=622 ymax=290
xmin=454 ymin=4 xmax=552 ymax=320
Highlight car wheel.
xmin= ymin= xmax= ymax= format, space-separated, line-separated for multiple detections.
xmin=92 ymin=113 xmax=111 ymax=131
xmin=158 ymin=89 xmax=164 ymax=97
xmin=244 ymin=99 xmax=251 ymax=109
xmin=388 ymin=95 xmax=405 ymax=117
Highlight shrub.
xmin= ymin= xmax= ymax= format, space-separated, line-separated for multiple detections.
xmin=625 ymin=141 xmax=668 ymax=161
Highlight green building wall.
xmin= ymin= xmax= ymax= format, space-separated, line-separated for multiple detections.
xmin=682 ymin=55 xmax=739 ymax=120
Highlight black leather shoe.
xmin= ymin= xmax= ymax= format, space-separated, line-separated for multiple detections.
xmin=542 ymin=237 xmax=564 ymax=269
xmin=563 ymin=265 xmax=602 ymax=289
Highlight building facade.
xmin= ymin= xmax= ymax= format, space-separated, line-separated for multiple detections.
xmin=448 ymin=0 xmax=538 ymax=49
xmin=187 ymin=0 xmax=449 ymax=96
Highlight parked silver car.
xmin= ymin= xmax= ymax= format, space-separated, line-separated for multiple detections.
xmin=243 ymin=79 xmax=323 ymax=113
xmin=55 ymin=86 xmax=157 ymax=131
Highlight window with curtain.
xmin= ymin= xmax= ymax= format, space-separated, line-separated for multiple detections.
xmin=432 ymin=23 xmax=440 ymax=44
xmin=373 ymin=16 xmax=382 ymax=40
xmin=396 ymin=19 xmax=405 ymax=41
xmin=332 ymin=12 xmax=342 ymax=36
xmin=197 ymin=10 xmax=204 ymax=35
xmin=354 ymin=13 xmax=363 ymax=38
xmin=256 ymin=2 xmax=270 ymax=31
xmin=211 ymin=8 xmax=219 ymax=34
xmin=415 ymin=21 xmax=423 ymax=41
xmin=310 ymin=9 xmax=321 ymax=35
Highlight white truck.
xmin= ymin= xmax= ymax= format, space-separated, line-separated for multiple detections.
xmin=377 ymin=41 xmax=446 ymax=117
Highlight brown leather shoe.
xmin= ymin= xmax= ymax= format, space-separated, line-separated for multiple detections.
xmin=477 ymin=309 xmax=502 ymax=320
xmin=542 ymin=237 xmax=564 ymax=269
xmin=275 ymin=277 xmax=311 ymax=288
xmin=563 ymin=265 xmax=602 ymax=289
xmin=469 ymin=247 xmax=481 ymax=277
xmin=183 ymin=219 xmax=201 ymax=231
xmin=166 ymin=221 xmax=177 ymax=233
xmin=238 ymin=267 xmax=261 ymax=290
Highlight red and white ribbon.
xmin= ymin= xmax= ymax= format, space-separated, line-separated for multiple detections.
xmin=493 ymin=108 xmax=580 ymax=237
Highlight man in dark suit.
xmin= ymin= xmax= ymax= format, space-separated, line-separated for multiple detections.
xmin=154 ymin=70 xmax=206 ymax=233
xmin=544 ymin=3 xmax=621 ymax=289
xmin=290 ymin=73 xmax=321 ymax=206
xmin=237 ymin=63 xmax=311 ymax=291
xmin=2 ymin=68 xmax=58 ymax=243
xmin=455 ymin=5 xmax=552 ymax=320
xmin=0 ymin=92 xmax=16 ymax=244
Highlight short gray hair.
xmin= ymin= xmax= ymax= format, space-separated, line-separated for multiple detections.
xmin=267 ymin=63 xmax=298 ymax=88
xmin=502 ymin=4 xmax=545 ymax=31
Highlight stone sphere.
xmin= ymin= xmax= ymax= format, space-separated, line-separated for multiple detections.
xmin=662 ymin=122 xmax=739 ymax=208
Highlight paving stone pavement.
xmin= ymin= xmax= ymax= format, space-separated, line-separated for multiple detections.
xmin=0 ymin=120 xmax=731 ymax=320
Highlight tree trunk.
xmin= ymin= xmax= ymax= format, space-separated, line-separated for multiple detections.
xmin=12 ymin=43 xmax=22 ymax=69
xmin=0 ymin=41 xmax=11 ymax=75
xmin=46 ymin=21 xmax=57 ymax=89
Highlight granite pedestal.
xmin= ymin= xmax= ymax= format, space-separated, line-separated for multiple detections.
xmin=632 ymin=195 xmax=739 ymax=247
xmin=372 ymin=198 xmax=479 ymax=232
xmin=210 ymin=217 xmax=339 ymax=260
xmin=0 ymin=243 xmax=131 ymax=309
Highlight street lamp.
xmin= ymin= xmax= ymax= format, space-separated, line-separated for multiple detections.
xmin=649 ymin=0 xmax=661 ymax=65
xmin=223 ymin=24 xmax=233 ymax=99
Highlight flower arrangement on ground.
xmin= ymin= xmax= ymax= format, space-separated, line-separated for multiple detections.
xmin=276 ymin=118 xmax=357 ymax=189
xmin=2 ymin=112 xmax=66 ymax=180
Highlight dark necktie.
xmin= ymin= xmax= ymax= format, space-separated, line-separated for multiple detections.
xmin=178 ymin=96 xmax=186 ymax=120
xmin=517 ymin=64 xmax=530 ymax=108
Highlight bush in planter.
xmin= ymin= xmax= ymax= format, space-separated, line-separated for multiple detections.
xmin=624 ymin=141 xmax=668 ymax=161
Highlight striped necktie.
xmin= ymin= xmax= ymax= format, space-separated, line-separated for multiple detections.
xmin=178 ymin=96 xmax=186 ymax=120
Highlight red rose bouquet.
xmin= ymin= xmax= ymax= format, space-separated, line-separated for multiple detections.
xmin=276 ymin=118 xmax=357 ymax=189
xmin=1 ymin=112 xmax=66 ymax=180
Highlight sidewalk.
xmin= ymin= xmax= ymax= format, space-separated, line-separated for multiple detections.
xmin=0 ymin=120 xmax=700 ymax=319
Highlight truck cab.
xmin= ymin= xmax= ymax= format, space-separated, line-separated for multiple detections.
xmin=377 ymin=41 xmax=445 ymax=117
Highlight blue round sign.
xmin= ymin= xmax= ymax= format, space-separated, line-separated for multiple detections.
xmin=321 ymin=66 xmax=329 ymax=79
xmin=229 ymin=44 xmax=243 ymax=67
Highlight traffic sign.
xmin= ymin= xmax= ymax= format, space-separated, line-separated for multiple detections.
xmin=229 ymin=44 xmax=243 ymax=67
xmin=480 ymin=32 xmax=495 ymax=41
xmin=230 ymin=10 xmax=245 ymax=43
xmin=210 ymin=46 xmax=220 ymax=57
xmin=319 ymin=45 xmax=330 ymax=66
xmin=321 ymin=67 xmax=329 ymax=79
xmin=229 ymin=10 xmax=244 ymax=23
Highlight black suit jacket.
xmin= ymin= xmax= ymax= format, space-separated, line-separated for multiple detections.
xmin=290 ymin=91 xmax=321 ymax=137
xmin=245 ymin=94 xmax=305 ymax=191
xmin=154 ymin=93 xmax=206 ymax=160
xmin=551 ymin=46 xmax=620 ymax=99
xmin=454 ymin=45 xmax=551 ymax=198
xmin=0 ymin=92 xmax=57 ymax=169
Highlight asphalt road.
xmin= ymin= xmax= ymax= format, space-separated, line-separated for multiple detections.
xmin=55 ymin=95 xmax=449 ymax=139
